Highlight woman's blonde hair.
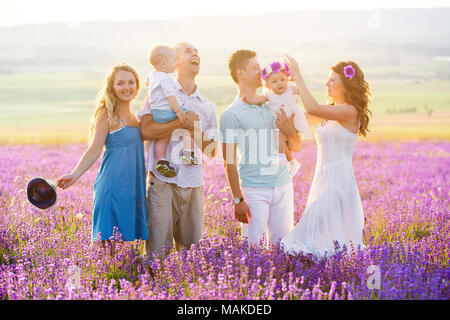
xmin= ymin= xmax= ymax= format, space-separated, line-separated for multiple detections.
xmin=327 ymin=61 xmax=372 ymax=137
xmin=88 ymin=62 xmax=140 ymax=141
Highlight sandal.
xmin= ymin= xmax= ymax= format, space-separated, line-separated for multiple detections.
xmin=155 ymin=160 xmax=177 ymax=178
xmin=181 ymin=150 xmax=199 ymax=165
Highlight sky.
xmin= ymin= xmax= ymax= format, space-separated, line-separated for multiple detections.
xmin=2 ymin=0 xmax=450 ymax=27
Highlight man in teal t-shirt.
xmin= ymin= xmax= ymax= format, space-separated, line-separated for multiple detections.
xmin=220 ymin=50 xmax=301 ymax=247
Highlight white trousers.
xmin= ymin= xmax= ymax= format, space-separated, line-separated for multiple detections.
xmin=241 ymin=183 xmax=294 ymax=248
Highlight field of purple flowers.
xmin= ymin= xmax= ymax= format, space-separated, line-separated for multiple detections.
xmin=0 ymin=141 xmax=449 ymax=300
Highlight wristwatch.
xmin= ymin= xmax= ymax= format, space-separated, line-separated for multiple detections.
xmin=233 ymin=197 xmax=244 ymax=205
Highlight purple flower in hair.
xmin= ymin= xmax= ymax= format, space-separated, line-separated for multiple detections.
xmin=284 ymin=62 xmax=291 ymax=77
xmin=262 ymin=60 xmax=291 ymax=81
xmin=270 ymin=61 xmax=282 ymax=74
xmin=344 ymin=65 xmax=356 ymax=79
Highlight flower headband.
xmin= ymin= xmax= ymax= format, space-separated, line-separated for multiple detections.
xmin=343 ymin=64 xmax=356 ymax=79
xmin=261 ymin=61 xmax=291 ymax=80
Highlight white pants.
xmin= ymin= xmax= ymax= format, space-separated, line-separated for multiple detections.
xmin=241 ymin=183 xmax=294 ymax=248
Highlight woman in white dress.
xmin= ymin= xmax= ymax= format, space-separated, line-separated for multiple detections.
xmin=280 ymin=55 xmax=372 ymax=258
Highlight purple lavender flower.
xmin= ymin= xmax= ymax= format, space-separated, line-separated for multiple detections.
xmin=0 ymin=141 xmax=448 ymax=300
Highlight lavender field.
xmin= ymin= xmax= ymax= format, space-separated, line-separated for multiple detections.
xmin=0 ymin=141 xmax=449 ymax=300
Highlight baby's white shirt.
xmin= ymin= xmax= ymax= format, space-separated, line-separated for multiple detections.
xmin=266 ymin=86 xmax=313 ymax=140
xmin=147 ymin=71 xmax=178 ymax=111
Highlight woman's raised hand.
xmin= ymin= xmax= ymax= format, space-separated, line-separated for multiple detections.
xmin=284 ymin=54 xmax=302 ymax=79
xmin=56 ymin=173 xmax=78 ymax=190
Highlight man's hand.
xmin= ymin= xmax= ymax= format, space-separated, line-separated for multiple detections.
xmin=275 ymin=107 xmax=296 ymax=136
xmin=185 ymin=110 xmax=199 ymax=121
xmin=183 ymin=110 xmax=200 ymax=135
xmin=275 ymin=107 xmax=301 ymax=152
xmin=235 ymin=200 xmax=251 ymax=224
xmin=176 ymin=110 xmax=188 ymax=125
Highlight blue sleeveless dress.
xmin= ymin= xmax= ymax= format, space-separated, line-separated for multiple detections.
xmin=92 ymin=121 xmax=148 ymax=241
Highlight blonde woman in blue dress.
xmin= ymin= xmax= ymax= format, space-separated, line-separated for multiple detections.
xmin=281 ymin=55 xmax=372 ymax=259
xmin=56 ymin=63 xmax=148 ymax=255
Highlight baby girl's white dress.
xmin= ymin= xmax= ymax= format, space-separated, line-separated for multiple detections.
xmin=267 ymin=86 xmax=312 ymax=140
xmin=280 ymin=120 xmax=365 ymax=258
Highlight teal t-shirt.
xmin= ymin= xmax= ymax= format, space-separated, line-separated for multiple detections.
xmin=219 ymin=96 xmax=291 ymax=188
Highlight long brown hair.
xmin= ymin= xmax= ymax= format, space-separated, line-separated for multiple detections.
xmin=88 ymin=63 xmax=140 ymax=142
xmin=328 ymin=61 xmax=372 ymax=136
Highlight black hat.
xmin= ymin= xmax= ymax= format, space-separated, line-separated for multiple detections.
xmin=26 ymin=177 xmax=57 ymax=209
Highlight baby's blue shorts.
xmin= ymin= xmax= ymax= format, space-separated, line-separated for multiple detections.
xmin=152 ymin=105 xmax=189 ymax=123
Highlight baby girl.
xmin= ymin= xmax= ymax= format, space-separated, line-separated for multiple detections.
xmin=243 ymin=60 xmax=312 ymax=177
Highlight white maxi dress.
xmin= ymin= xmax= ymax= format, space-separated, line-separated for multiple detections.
xmin=281 ymin=120 xmax=365 ymax=258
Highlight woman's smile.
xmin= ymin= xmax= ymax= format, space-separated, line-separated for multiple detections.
xmin=121 ymin=90 xmax=133 ymax=97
